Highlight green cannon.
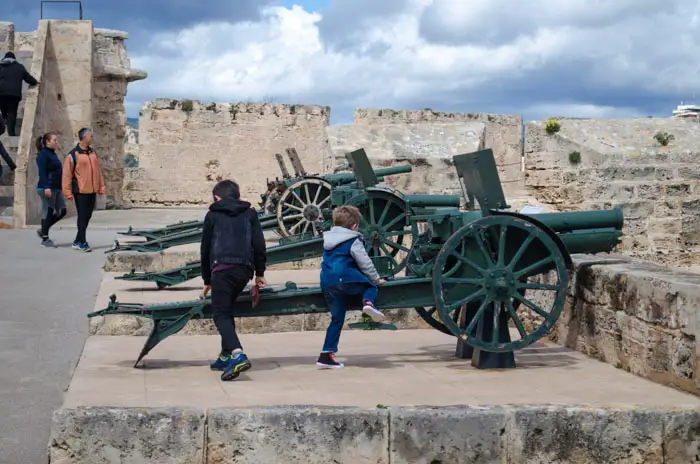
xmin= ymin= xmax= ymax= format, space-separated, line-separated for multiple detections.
xmin=91 ymin=148 xmax=624 ymax=370
xmin=109 ymin=150 xmax=413 ymax=253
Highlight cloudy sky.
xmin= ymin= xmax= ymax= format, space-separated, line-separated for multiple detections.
xmin=7 ymin=0 xmax=700 ymax=124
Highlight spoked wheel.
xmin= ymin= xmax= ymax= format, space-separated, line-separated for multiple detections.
xmin=348 ymin=189 xmax=418 ymax=277
xmin=262 ymin=188 xmax=280 ymax=215
xmin=432 ymin=215 xmax=569 ymax=352
xmin=276 ymin=178 xmax=332 ymax=237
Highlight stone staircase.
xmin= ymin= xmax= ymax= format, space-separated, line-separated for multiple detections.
xmin=0 ymin=135 xmax=18 ymax=226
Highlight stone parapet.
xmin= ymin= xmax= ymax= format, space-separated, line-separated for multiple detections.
xmin=49 ymin=404 xmax=700 ymax=463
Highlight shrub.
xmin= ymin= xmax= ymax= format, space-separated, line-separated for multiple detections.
xmin=653 ymin=131 xmax=674 ymax=146
xmin=181 ymin=99 xmax=194 ymax=112
xmin=568 ymin=151 xmax=581 ymax=164
xmin=545 ymin=117 xmax=561 ymax=134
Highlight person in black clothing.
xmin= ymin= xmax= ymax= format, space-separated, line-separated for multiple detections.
xmin=201 ymin=179 xmax=267 ymax=381
xmin=0 ymin=52 xmax=39 ymax=136
xmin=35 ymin=132 xmax=66 ymax=247
xmin=0 ymin=115 xmax=16 ymax=178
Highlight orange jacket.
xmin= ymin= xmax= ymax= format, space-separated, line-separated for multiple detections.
xmin=61 ymin=144 xmax=105 ymax=199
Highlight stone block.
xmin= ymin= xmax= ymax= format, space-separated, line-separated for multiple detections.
xmin=389 ymin=406 xmax=506 ymax=464
xmin=663 ymin=410 xmax=700 ymax=463
xmin=508 ymin=406 xmax=664 ymax=463
xmin=49 ymin=407 xmax=205 ymax=463
xmin=206 ymin=406 xmax=389 ymax=464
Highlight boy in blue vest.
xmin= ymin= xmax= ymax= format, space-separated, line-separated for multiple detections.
xmin=317 ymin=205 xmax=385 ymax=369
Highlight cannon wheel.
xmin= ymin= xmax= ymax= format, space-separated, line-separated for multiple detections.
xmin=432 ymin=214 xmax=569 ymax=352
xmin=348 ymin=189 xmax=418 ymax=276
xmin=262 ymin=187 xmax=279 ymax=215
xmin=276 ymin=178 xmax=332 ymax=238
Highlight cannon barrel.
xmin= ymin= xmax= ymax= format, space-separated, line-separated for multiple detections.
xmin=405 ymin=194 xmax=461 ymax=208
xmin=528 ymin=208 xmax=623 ymax=233
xmin=557 ymin=228 xmax=623 ymax=255
xmin=321 ymin=164 xmax=413 ymax=186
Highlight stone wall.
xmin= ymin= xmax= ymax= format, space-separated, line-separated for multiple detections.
xmin=547 ymin=254 xmax=700 ymax=398
xmin=525 ymin=118 xmax=700 ymax=266
xmin=123 ymin=99 xmax=331 ymax=206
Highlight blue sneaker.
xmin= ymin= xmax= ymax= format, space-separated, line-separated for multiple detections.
xmin=221 ymin=352 xmax=252 ymax=381
xmin=79 ymin=242 xmax=91 ymax=252
xmin=210 ymin=353 xmax=231 ymax=371
xmin=71 ymin=241 xmax=81 ymax=250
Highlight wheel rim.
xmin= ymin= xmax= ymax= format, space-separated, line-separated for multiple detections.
xmin=414 ymin=306 xmax=456 ymax=335
xmin=432 ymin=215 xmax=568 ymax=352
xmin=276 ymin=178 xmax=332 ymax=237
xmin=348 ymin=190 xmax=418 ymax=277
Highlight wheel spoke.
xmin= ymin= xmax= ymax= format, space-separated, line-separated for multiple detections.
xmin=380 ymin=243 xmax=393 ymax=257
xmin=516 ymin=282 xmax=559 ymax=291
xmin=507 ymin=234 xmax=534 ymax=271
xmin=512 ymin=293 xmax=556 ymax=323
xmin=506 ymin=299 xmax=527 ymax=338
xmin=491 ymin=301 xmax=500 ymax=344
xmin=448 ymin=251 xmax=487 ymax=276
xmin=302 ymin=221 xmax=310 ymax=234
xmin=447 ymin=288 xmax=487 ymax=311
xmin=284 ymin=213 xmax=304 ymax=220
xmin=303 ymin=184 xmax=311 ymax=203
xmin=291 ymin=190 xmax=305 ymax=206
xmin=290 ymin=219 xmax=306 ymax=233
xmin=514 ymin=256 xmax=555 ymax=279
xmin=318 ymin=196 xmax=331 ymax=207
xmin=497 ymin=225 xmax=508 ymax=266
xmin=383 ymin=212 xmax=406 ymax=230
xmin=378 ymin=201 xmax=391 ymax=226
xmin=464 ymin=296 xmax=491 ymax=334
xmin=312 ymin=185 xmax=323 ymax=204
xmin=476 ymin=231 xmax=495 ymax=266
xmin=369 ymin=199 xmax=376 ymax=225
xmin=384 ymin=238 xmax=411 ymax=253
xmin=283 ymin=203 xmax=304 ymax=213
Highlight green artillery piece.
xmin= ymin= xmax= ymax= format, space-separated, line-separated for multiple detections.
xmin=91 ymin=148 xmax=624 ymax=370
xmin=108 ymin=149 xmax=413 ymax=253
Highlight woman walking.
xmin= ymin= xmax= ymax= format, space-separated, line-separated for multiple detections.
xmin=35 ymin=132 xmax=66 ymax=247
xmin=61 ymin=128 xmax=105 ymax=252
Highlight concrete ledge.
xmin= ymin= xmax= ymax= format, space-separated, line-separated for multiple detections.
xmin=49 ymin=407 xmax=205 ymax=463
xmin=49 ymin=404 xmax=700 ymax=463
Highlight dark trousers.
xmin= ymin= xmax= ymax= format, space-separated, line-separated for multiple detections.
xmin=211 ymin=266 xmax=251 ymax=355
xmin=74 ymin=192 xmax=96 ymax=243
xmin=321 ymin=282 xmax=378 ymax=353
xmin=0 ymin=96 xmax=21 ymax=136
xmin=39 ymin=190 xmax=67 ymax=237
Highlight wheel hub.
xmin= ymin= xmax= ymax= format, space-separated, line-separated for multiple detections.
xmin=484 ymin=268 xmax=515 ymax=300
xmin=303 ymin=205 xmax=321 ymax=221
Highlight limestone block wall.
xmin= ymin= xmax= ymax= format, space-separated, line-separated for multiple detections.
xmin=525 ymin=118 xmax=700 ymax=266
xmin=123 ymin=99 xmax=331 ymax=206
xmin=346 ymin=108 xmax=526 ymax=201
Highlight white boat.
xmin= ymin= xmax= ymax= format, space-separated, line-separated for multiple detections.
xmin=672 ymin=102 xmax=700 ymax=118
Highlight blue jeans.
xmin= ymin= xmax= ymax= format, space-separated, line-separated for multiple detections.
xmin=321 ymin=282 xmax=378 ymax=353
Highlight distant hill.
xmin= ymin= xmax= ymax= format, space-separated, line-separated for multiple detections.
xmin=126 ymin=117 xmax=138 ymax=128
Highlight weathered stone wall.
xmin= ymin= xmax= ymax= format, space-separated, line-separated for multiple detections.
xmin=342 ymin=108 xmax=526 ymax=202
xmin=123 ymin=99 xmax=331 ymax=206
xmin=50 ymin=405 xmax=700 ymax=463
xmin=525 ymin=118 xmax=700 ymax=266
xmin=92 ymin=29 xmax=146 ymax=209
xmin=545 ymin=255 xmax=700 ymax=398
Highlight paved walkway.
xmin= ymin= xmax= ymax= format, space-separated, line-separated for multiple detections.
xmin=0 ymin=227 xmax=117 ymax=464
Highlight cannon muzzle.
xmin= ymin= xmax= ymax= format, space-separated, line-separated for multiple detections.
xmin=528 ymin=208 xmax=624 ymax=233
xmin=404 ymin=194 xmax=461 ymax=208
xmin=321 ymin=164 xmax=413 ymax=187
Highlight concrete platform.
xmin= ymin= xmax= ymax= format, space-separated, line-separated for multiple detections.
xmin=50 ymin=330 xmax=700 ymax=463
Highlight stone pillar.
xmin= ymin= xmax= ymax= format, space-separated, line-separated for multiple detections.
xmin=0 ymin=22 xmax=14 ymax=55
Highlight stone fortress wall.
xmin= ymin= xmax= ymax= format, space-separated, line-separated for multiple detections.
xmin=126 ymin=103 xmax=700 ymax=267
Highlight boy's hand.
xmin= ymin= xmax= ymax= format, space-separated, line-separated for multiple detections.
xmin=201 ymin=284 xmax=211 ymax=300
xmin=255 ymin=276 xmax=267 ymax=289
xmin=377 ymin=278 xmax=386 ymax=285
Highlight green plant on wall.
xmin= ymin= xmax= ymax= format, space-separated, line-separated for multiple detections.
xmin=124 ymin=153 xmax=138 ymax=168
xmin=181 ymin=99 xmax=194 ymax=112
xmin=653 ymin=131 xmax=674 ymax=146
xmin=545 ymin=117 xmax=561 ymax=134
xmin=568 ymin=150 xmax=581 ymax=164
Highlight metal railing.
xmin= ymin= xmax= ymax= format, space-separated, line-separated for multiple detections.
xmin=40 ymin=1 xmax=83 ymax=20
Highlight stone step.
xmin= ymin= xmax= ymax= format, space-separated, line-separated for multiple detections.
xmin=0 ymin=167 xmax=13 ymax=186
xmin=0 ymin=206 xmax=13 ymax=227
xmin=0 ymin=136 xmax=19 ymax=157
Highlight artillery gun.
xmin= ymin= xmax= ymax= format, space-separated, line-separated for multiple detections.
xmin=91 ymin=148 xmax=624 ymax=370
xmin=108 ymin=150 xmax=413 ymax=253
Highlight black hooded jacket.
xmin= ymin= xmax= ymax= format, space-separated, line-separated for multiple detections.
xmin=200 ymin=198 xmax=266 ymax=285
xmin=0 ymin=56 xmax=38 ymax=98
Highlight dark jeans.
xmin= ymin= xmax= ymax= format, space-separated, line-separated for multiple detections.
xmin=38 ymin=189 xmax=66 ymax=237
xmin=321 ymin=282 xmax=378 ymax=353
xmin=0 ymin=96 xmax=20 ymax=136
xmin=0 ymin=139 xmax=15 ymax=171
xmin=211 ymin=265 xmax=251 ymax=356
xmin=74 ymin=192 xmax=96 ymax=243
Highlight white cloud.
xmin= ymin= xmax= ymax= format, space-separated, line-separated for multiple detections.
xmin=125 ymin=0 xmax=700 ymax=123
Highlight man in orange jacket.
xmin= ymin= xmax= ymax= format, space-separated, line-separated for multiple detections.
xmin=61 ymin=127 xmax=105 ymax=252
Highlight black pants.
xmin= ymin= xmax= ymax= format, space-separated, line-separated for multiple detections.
xmin=0 ymin=96 xmax=21 ymax=136
xmin=211 ymin=265 xmax=251 ymax=355
xmin=74 ymin=192 xmax=96 ymax=243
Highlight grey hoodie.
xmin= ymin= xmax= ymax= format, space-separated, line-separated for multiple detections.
xmin=322 ymin=226 xmax=381 ymax=283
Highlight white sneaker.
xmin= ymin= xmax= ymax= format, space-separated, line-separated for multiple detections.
xmin=362 ymin=302 xmax=385 ymax=322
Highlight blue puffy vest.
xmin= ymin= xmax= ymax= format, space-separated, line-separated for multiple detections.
xmin=320 ymin=237 xmax=374 ymax=288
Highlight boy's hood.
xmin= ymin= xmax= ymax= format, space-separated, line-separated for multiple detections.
xmin=209 ymin=198 xmax=252 ymax=217
xmin=0 ymin=57 xmax=16 ymax=65
xmin=323 ymin=226 xmax=362 ymax=250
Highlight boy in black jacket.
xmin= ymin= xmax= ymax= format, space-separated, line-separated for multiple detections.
xmin=201 ymin=179 xmax=267 ymax=381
